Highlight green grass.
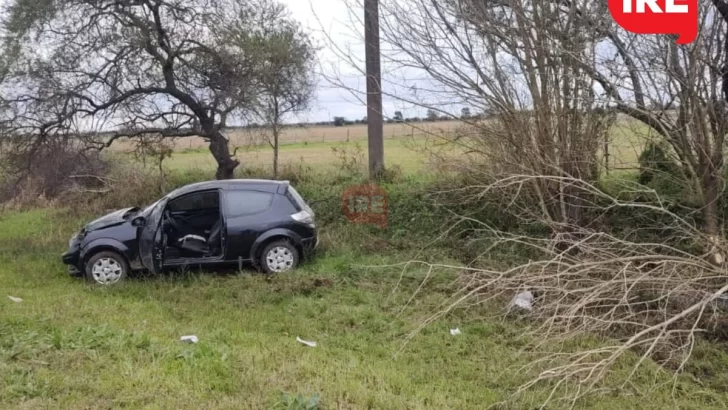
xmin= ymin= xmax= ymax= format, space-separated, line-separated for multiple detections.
xmin=3 ymin=197 xmax=728 ymax=409
xmin=5 ymin=116 xmax=728 ymax=407
xmin=606 ymin=119 xmax=654 ymax=169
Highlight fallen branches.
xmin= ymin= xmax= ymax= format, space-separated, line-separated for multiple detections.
xmin=407 ymin=175 xmax=728 ymax=407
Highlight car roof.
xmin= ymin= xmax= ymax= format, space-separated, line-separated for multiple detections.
xmin=168 ymin=179 xmax=290 ymax=199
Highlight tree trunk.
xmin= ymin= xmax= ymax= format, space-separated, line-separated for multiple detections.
xmin=208 ymin=131 xmax=239 ymax=180
xmin=702 ymin=164 xmax=725 ymax=265
xmin=273 ymin=134 xmax=279 ymax=179
xmin=703 ymin=167 xmax=721 ymax=236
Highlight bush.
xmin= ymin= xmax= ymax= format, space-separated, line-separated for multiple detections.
xmin=637 ymin=142 xmax=688 ymax=199
xmin=0 ymin=139 xmax=110 ymax=208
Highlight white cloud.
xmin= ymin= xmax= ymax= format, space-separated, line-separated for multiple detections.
xmin=280 ymin=0 xmax=378 ymax=122
xmin=279 ymin=0 xmax=450 ymax=122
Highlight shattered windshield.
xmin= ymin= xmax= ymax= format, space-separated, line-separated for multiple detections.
xmin=140 ymin=198 xmax=164 ymax=217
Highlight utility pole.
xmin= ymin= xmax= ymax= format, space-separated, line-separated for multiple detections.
xmin=364 ymin=0 xmax=384 ymax=179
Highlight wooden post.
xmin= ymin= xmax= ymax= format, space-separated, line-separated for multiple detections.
xmin=365 ymin=0 xmax=385 ymax=178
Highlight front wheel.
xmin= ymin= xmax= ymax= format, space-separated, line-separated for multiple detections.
xmin=260 ymin=241 xmax=299 ymax=274
xmin=85 ymin=251 xmax=129 ymax=285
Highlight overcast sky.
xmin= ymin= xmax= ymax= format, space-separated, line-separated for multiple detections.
xmin=279 ymin=0 xmax=426 ymax=123
xmin=279 ymin=0 xmax=367 ymax=123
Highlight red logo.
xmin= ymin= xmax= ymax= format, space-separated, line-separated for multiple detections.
xmin=609 ymin=0 xmax=697 ymax=44
xmin=342 ymin=184 xmax=388 ymax=228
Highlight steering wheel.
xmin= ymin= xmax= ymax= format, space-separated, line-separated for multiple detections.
xmin=164 ymin=209 xmax=184 ymax=234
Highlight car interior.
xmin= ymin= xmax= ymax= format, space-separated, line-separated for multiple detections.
xmin=161 ymin=190 xmax=223 ymax=260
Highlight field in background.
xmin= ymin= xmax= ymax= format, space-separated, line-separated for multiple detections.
xmin=163 ymin=138 xmax=453 ymax=174
xmin=122 ymin=118 xmax=654 ymax=175
xmin=110 ymin=121 xmax=464 ymax=152
xmin=607 ymin=119 xmax=655 ymax=170
xmin=107 ymin=121 xmax=464 ymax=175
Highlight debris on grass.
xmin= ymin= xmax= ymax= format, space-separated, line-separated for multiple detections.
xmin=180 ymin=335 xmax=199 ymax=344
xmin=450 ymin=328 xmax=462 ymax=336
xmin=8 ymin=296 xmax=23 ymax=303
xmin=509 ymin=291 xmax=534 ymax=312
xmin=296 ymin=336 xmax=317 ymax=347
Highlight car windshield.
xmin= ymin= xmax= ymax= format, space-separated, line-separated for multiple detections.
xmin=140 ymin=198 xmax=164 ymax=217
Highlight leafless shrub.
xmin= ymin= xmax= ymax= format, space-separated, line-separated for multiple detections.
xmin=374 ymin=0 xmax=620 ymax=231
xmin=402 ymin=175 xmax=728 ymax=406
xmin=77 ymin=164 xmax=169 ymax=214
xmin=0 ymin=131 xmax=192 ymax=212
xmin=130 ymin=136 xmax=175 ymax=193
xmin=0 ymin=136 xmax=110 ymax=207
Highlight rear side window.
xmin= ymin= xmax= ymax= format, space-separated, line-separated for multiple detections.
xmin=225 ymin=190 xmax=274 ymax=217
xmin=285 ymin=186 xmax=309 ymax=212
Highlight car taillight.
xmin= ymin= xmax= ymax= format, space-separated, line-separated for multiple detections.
xmin=291 ymin=210 xmax=315 ymax=226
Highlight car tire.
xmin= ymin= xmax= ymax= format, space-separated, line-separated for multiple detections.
xmin=85 ymin=251 xmax=129 ymax=285
xmin=259 ymin=240 xmax=300 ymax=274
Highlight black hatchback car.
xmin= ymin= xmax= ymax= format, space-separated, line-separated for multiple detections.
xmin=62 ymin=179 xmax=318 ymax=284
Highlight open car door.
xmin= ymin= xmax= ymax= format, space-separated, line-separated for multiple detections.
xmin=138 ymin=198 xmax=168 ymax=274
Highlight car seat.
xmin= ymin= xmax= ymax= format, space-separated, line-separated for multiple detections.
xmin=178 ymin=219 xmax=222 ymax=256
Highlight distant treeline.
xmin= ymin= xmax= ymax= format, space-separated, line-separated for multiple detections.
xmin=244 ymin=114 xmax=475 ymax=129
xmin=72 ymin=107 xmax=634 ymax=140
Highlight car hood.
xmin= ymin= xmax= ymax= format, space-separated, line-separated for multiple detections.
xmin=85 ymin=207 xmax=140 ymax=232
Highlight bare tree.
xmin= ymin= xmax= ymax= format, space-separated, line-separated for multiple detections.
xmin=375 ymin=0 xmax=614 ymax=233
xmin=2 ymin=0 xmax=307 ymax=180
xmin=246 ymin=6 xmax=316 ymax=177
xmin=425 ymin=109 xmax=438 ymax=122
xmin=460 ymin=107 xmax=471 ymax=119
xmin=368 ymin=0 xmax=728 ymax=240
xmin=554 ymin=0 xmax=728 ymax=241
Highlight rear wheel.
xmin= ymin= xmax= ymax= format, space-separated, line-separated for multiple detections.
xmin=260 ymin=240 xmax=299 ymax=274
xmin=85 ymin=251 xmax=129 ymax=285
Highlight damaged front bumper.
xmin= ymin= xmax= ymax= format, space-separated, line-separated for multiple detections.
xmin=62 ymin=234 xmax=83 ymax=276
xmin=62 ymin=250 xmax=82 ymax=275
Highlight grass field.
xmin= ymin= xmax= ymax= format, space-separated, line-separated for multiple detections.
xmin=3 ymin=119 xmax=715 ymax=409
xmin=3 ymin=203 xmax=728 ymax=409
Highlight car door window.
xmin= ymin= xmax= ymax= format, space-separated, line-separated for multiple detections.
xmin=225 ymin=191 xmax=274 ymax=217
xmin=168 ymin=191 xmax=219 ymax=212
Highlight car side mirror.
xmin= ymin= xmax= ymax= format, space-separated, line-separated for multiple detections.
xmin=131 ymin=216 xmax=147 ymax=227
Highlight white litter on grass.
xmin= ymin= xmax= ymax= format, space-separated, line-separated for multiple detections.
xmin=510 ymin=291 xmax=534 ymax=312
xmin=450 ymin=328 xmax=462 ymax=336
xmin=180 ymin=335 xmax=199 ymax=344
xmin=296 ymin=337 xmax=317 ymax=347
xmin=8 ymin=296 xmax=23 ymax=303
